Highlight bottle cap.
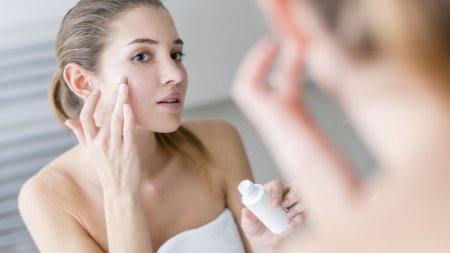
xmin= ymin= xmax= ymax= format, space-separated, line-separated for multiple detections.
xmin=238 ymin=180 xmax=256 ymax=197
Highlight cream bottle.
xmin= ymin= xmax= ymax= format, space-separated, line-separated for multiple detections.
xmin=238 ymin=179 xmax=289 ymax=234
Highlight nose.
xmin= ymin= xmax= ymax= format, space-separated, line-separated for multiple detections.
xmin=159 ymin=59 xmax=185 ymax=86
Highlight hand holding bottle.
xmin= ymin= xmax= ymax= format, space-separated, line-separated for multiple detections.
xmin=240 ymin=180 xmax=305 ymax=252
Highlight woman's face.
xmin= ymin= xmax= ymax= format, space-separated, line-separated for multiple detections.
xmin=93 ymin=6 xmax=187 ymax=133
xmin=287 ymin=1 xmax=347 ymax=94
xmin=286 ymin=0 xmax=440 ymax=162
xmin=287 ymin=1 xmax=416 ymax=100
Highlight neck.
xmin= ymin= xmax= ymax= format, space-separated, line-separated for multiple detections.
xmin=134 ymin=128 xmax=171 ymax=179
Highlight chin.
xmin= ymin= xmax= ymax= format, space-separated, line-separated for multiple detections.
xmin=136 ymin=117 xmax=182 ymax=133
xmin=155 ymin=123 xmax=181 ymax=133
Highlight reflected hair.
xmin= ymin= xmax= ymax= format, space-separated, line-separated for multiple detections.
xmin=309 ymin=0 xmax=450 ymax=85
xmin=49 ymin=0 xmax=214 ymax=185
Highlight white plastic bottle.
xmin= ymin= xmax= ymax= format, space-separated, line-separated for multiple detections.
xmin=238 ymin=179 xmax=289 ymax=234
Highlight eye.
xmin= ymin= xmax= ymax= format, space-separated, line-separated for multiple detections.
xmin=171 ymin=52 xmax=185 ymax=61
xmin=132 ymin=52 xmax=150 ymax=63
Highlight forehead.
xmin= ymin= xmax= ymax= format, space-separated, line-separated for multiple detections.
xmin=110 ymin=6 xmax=179 ymax=43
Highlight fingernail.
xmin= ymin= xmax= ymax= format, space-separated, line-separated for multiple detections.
xmin=272 ymin=198 xmax=280 ymax=207
xmin=281 ymin=199 xmax=290 ymax=207
xmin=287 ymin=209 xmax=298 ymax=218
xmin=123 ymin=104 xmax=129 ymax=112
xmin=119 ymin=83 xmax=126 ymax=93
xmin=290 ymin=220 xmax=298 ymax=228
xmin=116 ymin=76 xmax=126 ymax=84
xmin=92 ymin=89 xmax=100 ymax=96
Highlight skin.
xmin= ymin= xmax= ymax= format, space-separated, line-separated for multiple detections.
xmin=232 ymin=0 xmax=450 ymax=252
xmin=18 ymin=6 xmax=304 ymax=253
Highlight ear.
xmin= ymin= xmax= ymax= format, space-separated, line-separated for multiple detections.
xmin=63 ymin=63 xmax=94 ymax=100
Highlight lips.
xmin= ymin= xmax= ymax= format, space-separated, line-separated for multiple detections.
xmin=157 ymin=93 xmax=182 ymax=105
xmin=157 ymin=98 xmax=180 ymax=104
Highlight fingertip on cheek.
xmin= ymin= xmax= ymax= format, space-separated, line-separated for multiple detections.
xmin=116 ymin=76 xmax=126 ymax=84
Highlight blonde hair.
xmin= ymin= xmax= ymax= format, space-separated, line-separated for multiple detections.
xmin=310 ymin=0 xmax=450 ymax=85
xmin=49 ymin=0 xmax=214 ymax=184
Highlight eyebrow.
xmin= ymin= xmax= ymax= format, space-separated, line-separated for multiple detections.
xmin=127 ymin=38 xmax=184 ymax=46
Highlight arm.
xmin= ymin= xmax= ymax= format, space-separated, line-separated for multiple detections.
xmin=64 ymin=79 xmax=152 ymax=253
xmin=230 ymin=0 xmax=359 ymax=252
xmin=231 ymin=37 xmax=358 ymax=222
xmin=20 ymin=80 xmax=152 ymax=253
xmin=207 ymin=121 xmax=303 ymax=253
xmin=103 ymin=189 xmax=152 ymax=253
xmin=211 ymin=121 xmax=255 ymax=252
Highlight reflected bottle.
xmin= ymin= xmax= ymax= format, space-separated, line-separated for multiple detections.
xmin=238 ymin=180 xmax=289 ymax=234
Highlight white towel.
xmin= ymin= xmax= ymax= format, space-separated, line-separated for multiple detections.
xmin=157 ymin=208 xmax=245 ymax=253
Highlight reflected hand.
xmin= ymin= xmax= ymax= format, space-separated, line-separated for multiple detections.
xmin=231 ymin=0 xmax=360 ymax=251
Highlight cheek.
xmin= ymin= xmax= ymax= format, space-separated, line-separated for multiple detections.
xmin=127 ymin=80 xmax=156 ymax=108
xmin=116 ymin=65 xmax=159 ymax=106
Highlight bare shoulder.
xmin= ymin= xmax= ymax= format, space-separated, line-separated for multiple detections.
xmin=18 ymin=148 xmax=103 ymax=252
xmin=19 ymin=173 xmax=66 ymax=217
xmin=182 ymin=119 xmax=253 ymax=187
xmin=182 ymin=119 xmax=243 ymax=151
xmin=18 ymin=149 xmax=84 ymax=222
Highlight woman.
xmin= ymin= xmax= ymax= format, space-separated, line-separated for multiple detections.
xmin=17 ymin=0 xmax=304 ymax=252
xmin=233 ymin=0 xmax=450 ymax=252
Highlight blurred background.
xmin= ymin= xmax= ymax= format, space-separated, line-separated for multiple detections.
xmin=0 ymin=0 xmax=375 ymax=252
